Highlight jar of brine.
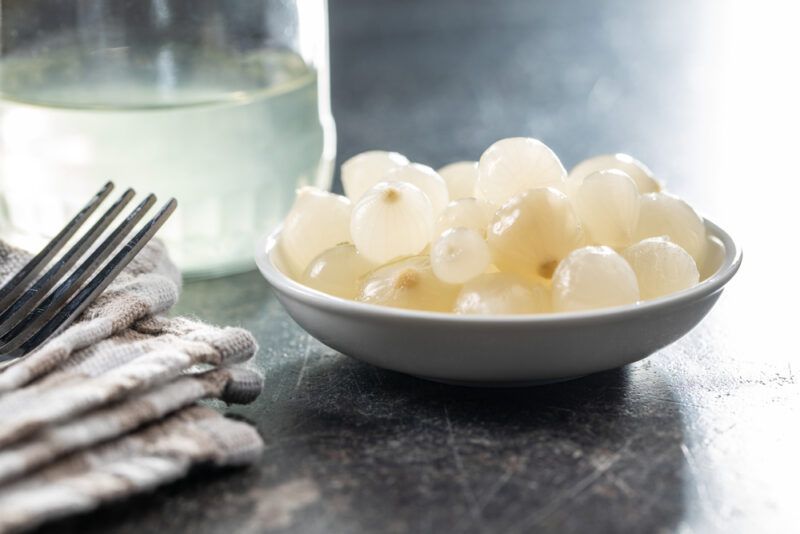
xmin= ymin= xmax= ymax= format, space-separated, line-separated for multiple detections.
xmin=0 ymin=0 xmax=335 ymax=278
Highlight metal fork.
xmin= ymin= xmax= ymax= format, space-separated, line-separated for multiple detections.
xmin=0 ymin=182 xmax=176 ymax=363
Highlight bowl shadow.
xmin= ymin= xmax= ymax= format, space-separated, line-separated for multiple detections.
xmin=37 ymin=349 xmax=690 ymax=534
xmin=235 ymin=350 xmax=691 ymax=533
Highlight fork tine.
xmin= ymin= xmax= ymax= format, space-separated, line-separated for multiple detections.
xmin=0 ymin=188 xmax=135 ymax=336
xmin=0 ymin=194 xmax=157 ymax=352
xmin=3 ymin=199 xmax=177 ymax=361
xmin=0 ymin=182 xmax=114 ymax=310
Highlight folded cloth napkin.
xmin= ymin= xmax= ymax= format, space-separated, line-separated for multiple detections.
xmin=0 ymin=240 xmax=265 ymax=534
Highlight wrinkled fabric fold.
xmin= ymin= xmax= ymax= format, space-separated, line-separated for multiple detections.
xmin=0 ymin=239 xmax=264 ymax=534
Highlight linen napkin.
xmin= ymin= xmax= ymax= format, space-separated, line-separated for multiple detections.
xmin=0 ymin=239 xmax=265 ymax=533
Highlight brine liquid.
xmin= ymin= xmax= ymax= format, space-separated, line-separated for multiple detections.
xmin=0 ymin=45 xmax=334 ymax=277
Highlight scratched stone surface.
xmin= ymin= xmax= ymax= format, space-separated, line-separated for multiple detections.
xmin=42 ymin=0 xmax=797 ymax=533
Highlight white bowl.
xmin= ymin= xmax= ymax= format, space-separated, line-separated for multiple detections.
xmin=255 ymin=219 xmax=741 ymax=386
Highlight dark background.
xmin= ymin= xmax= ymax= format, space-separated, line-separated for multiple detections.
xmin=330 ymin=0 xmax=709 ymax=201
xmin=45 ymin=0 xmax=798 ymax=533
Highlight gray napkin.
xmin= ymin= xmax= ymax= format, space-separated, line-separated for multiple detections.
xmin=0 ymin=239 xmax=265 ymax=533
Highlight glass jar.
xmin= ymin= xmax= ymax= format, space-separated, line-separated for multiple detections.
xmin=0 ymin=0 xmax=335 ymax=278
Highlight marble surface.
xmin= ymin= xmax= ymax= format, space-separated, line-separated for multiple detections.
xmin=45 ymin=0 xmax=798 ymax=532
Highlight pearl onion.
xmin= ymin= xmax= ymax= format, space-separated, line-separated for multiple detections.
xmin=568 ymin=153 xmax=662 ymax=194
xmin=573 ymin=170 xmax=640 ymax=248
xmin=280 ymin=187 xmax=352 ymax=275
xmin=487 ymin=187 xmax=585 ymax=280
xmin=622 ymin=237 xmax=699 ymax=300
xmin=358 ymin=256 xmax=460 ymax=312
xmin=341 ymin=150 xmax=409 ymax=201
xmin=634 ymin=192 xmax=707 ymax=266
xmin=430 ymin=228 xmax=491 ymax=284
xmin=350 ymin=181 xmax=434 ymax=264
xmin=437 ymin=161 xmax=479 ymax=200
xmin=435 ymin=198 xmax=495 ymax=237
xmin=552 ymin=246 xmax=640 ymax=312
xmin=383 ymin=163 xmax=450 ymax=216
xmin=477 ymin=137 xmax=566 ymax=205
xmin=302 ymin=243 xmax=376 ymax=299
xmin=455 ymin=273 xmax=550 ymax=315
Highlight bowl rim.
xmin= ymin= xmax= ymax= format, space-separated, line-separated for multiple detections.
xmin=255 ymin=217 xmax=742 ymax=325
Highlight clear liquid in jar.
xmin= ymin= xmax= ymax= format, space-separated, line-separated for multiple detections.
xmin=0 ymin=42 xmax=335 ymax=277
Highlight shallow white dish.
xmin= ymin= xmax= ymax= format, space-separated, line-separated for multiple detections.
xmin=255 ymin=219 xmax=741 ymax=386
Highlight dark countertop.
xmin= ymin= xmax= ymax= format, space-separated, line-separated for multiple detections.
xmin=46 ymin=0 xmax=798 ymax=532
